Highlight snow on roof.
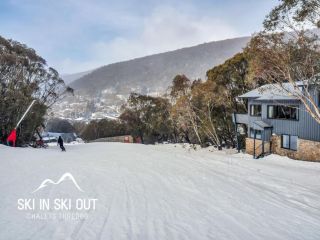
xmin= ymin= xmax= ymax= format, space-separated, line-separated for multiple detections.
xmin=239 ymin=82 xmax=305 ymax=101
xmin=253 ymin=120 xmax=273 ymax=130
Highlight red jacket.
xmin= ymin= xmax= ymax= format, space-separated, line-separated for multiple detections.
xmin=7 ymin=129 xmax=17 ymax=142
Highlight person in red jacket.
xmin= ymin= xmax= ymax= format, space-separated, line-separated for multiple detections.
xmin=7 ymin=129 xmax=17 ymax=147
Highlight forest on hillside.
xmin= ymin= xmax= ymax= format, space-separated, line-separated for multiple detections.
xmin=1 ymin=0 xmax=319 ymax=147
xmin=80 ymin=0 xmax=320 ymax=147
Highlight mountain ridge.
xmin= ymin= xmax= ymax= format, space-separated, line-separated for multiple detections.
xmin=70 ymin=36 xmax=251 ymax=95
xmin=53 ymin=35 xmax=251 ymax=121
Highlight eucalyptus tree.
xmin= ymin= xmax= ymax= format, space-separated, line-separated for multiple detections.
xmin=246 ymin=0 xmax=320 ymax=124
xmin=0 ymin=35 xmax=72 ymax=144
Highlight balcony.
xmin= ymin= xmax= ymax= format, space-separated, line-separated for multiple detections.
xmin=232 ymin=113 xmax=249 ymax=125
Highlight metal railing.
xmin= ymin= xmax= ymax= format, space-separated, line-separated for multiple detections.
xmin=254 ymin=141 xmax=272 ymax=159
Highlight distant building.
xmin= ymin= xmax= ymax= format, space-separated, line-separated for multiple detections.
xmin=233 ymin=82 xmax=320 ymax=161
xmin=42 ymin=132 xmax=77 ymax=143
xmin=91 ymin=135 xmax=141 ymax=144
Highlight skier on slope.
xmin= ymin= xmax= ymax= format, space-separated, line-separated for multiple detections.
xmin=57 ymin=136 xmax=66 ymax=152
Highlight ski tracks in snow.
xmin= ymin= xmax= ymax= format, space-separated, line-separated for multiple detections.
xmin=1 ymin=143 xmax=320 ymax=239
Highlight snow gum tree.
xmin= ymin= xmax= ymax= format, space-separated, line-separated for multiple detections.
xmin=118 ymin=53 xmax=255 ymax=148
xmin=168 ymin=60 xmax=253 ymax=147
xmin=203 ymin=52 xmax=255 ymax=147
xmin=245 ymin=0 xmax=320 ymax=124
xmin=0 ymin=35 xmax=73 ymax=144
xmin=80 ymin=119 xmax=128 ymax=141
xmin=120 ymin=93 xmax=173 ymax=144
xmin=169 ymin=75 xmax=202 ymax=144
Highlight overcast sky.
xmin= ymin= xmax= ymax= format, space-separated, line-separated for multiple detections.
xmin=0 ymin=0 xmax=278 ymax=74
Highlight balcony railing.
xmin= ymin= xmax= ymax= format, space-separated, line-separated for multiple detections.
xmin=232 ymin=113 xmax=249 ymax=125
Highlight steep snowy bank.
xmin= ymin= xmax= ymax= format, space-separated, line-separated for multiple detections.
xmin=1 ymin=143 xmax=320 ymax=240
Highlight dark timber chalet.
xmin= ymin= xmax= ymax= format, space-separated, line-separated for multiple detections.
xmin=233 ymin=82 xmax=320 ymax=161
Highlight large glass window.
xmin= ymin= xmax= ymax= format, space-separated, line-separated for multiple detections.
xmin=267 ymin=105 xmax=298 ymax=120
xmin=250 ymin=105 xmax=261 ymax=116
xmin=268 ymin=105 xmax=274 ymax=119
xmin=281 ymin=134 xmax=298 ymax=151
xmin=250 ymin=128 xmax=262 ymax=139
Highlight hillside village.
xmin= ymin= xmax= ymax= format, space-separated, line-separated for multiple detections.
xmin=53 ymin=37 xmax=249 ymax=121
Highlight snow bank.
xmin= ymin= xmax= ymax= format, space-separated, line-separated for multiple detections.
xmin=1 ymin=143 xmax=320 ymax=240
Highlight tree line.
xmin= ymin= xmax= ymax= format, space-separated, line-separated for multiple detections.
xmin=118 ymin=52 xmax=257 ymax=146
xmin=81 ymin=0 xmax=320 ymax=146
xmin=1 ymin=0 xmax=319 ymax=146
xmin=0 ymin=36 xmax=72 ymax=145
xmin=79 ymin=52 xmax=257 ymax=145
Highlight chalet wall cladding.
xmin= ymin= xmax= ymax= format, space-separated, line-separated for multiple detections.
xmin=271 ymin=136 xmax=320 ymax=162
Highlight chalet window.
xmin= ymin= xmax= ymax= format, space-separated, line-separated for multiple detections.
xmin=250 ymin=128 xmax=262 ymax=139
xmin=268 ymin=106 xmax=274 ymax=119
xmin=282 ymin=134 xmax=290 ymax=149
xmin=267 ymin=105 xmax=298 ymax=120
xmin=281 ymin=134 xmax=298 ymax=151
xmin=291 ymin=136 xmax=298 ymax=150
xmin=250 ymin=104 xmax=261 ymax=116
xmin=250 ymin=128 xmax=254 ymax=138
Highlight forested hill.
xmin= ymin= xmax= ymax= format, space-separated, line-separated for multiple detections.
xmin=62 ymin=70 xmax=93 ymax=85
xmin=70 ymin=36 xmax=250 ymax=94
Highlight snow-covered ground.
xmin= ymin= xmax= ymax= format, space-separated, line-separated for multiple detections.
xmin=1 ymin=143 xmax=320 ymax=240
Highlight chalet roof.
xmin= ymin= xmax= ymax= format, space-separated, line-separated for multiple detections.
xmin=253 ymin=120 xmax=273 ymax=130
xmin=238 ymin=82 xmax=304 ymax=101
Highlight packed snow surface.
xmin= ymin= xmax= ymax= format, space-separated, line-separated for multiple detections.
xmin=1 ymin=143 xmax=320 ymax=240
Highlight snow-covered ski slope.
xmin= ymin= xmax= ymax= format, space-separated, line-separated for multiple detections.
xmin=1 ymin=142 xmax=320 ymax=240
